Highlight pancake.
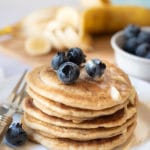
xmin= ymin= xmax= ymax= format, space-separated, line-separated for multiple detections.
xmin=32 ymin=95 xmax=136 ymax=123
xmin=23 ymin=97 xmax=136 ymax=129
xmin=32 ymin=96 xmax=136 ymax=123
xmin=22 ymin=121 xmax=136 ymax=150
xmin=24 ymin=62 xmax=137 ymax=149
xmin=33 ymin=99 xmax=87 ymax=123
xmin=27 ymin=86 xmax=133 ymax=118
xmin=23 ymin=112 xmax=136 ymax=141
xmin=0 ymin=145 xmax=14 ymax=150
xmin=26 ymin=62 xmax=132 ymax=110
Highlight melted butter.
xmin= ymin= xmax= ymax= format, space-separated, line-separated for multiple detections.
xmin=110 ymin=86 xmax=121 ymax=101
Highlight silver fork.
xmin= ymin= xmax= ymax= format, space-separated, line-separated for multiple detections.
xmin=0 ymin=70 xmax=27 ymax=143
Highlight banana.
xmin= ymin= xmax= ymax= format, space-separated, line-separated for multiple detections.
xmin=44 ymin=31 xmax=65 ymax=50
xmin=25 ymin=35 xmax=52 ymax=56
xmin=56 ymin=7 xmax=79 ymax=29
xmin=64 ymin=27 xmax=80 ymax=47
xmin=19 ymin=6 xmax=80 ymax=38
xmin=21 ymin=7 xmax=58 ymax=29
xmin=80 ymin=0 xmax=110 ymax=8
xmin=100 ymin=0 xmax=111 ymax=5
xmin=16 ymin=6 xmax=92 ymax=54
xmin=21 ymin=22 xmax=47 ymax=37
xmin=11 ymin=7 xmax=58 ymax=37
xmin=44 ymin=20 xmax=66 ymax=50
xmin=55 ymin=29 xmax=71 ymax=48
xmin=45 ymin=20 xmax=66 ymax=32
xmin=44 ymin=19 xmax=80 ymax=51
xmin=80 ymin=0 xmax=100 ymax=8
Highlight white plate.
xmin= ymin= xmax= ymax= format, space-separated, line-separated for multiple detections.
xmin=1 ymin=76 xmax=150 ymax=150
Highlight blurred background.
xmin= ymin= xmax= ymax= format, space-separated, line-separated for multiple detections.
xmin=1 ymin=0 xmax=150 ymax=28
xmin=0 ymin=0 xmax=150 ymax=77
xmin=0 ymin=0 xmax=79 ymax=28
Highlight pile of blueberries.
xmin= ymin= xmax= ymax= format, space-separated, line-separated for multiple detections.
xmin=123 ymin=25 xmax=150 ymax=59
xmin=51 ymin=47 xmax=106 ymax=84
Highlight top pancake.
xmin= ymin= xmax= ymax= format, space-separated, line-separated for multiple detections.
xmin=26 ymin=61 xmax=133 ymax=110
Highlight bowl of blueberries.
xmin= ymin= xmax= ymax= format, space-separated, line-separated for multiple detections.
xmin=111 ymin=25 xmax=150 ymax=81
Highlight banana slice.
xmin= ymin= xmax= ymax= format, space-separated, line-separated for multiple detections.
xmin=55 ymin=29 xmax=71 ymax=48
xmin=25 ymin=35 xmax=52 ymax=56
xmin=80 ymin=0 xmax=100 ymax=8
xmin=19 ymin=7 xmax=58 ymax=37
xmin=44 ymin=20 xmax=66 ymax=50
xmin=44 ymin=31 xmax=64 ymax=50
xmin=21 ymin=7 xmax=58 ymax=29
xmin=21 ymin=22 xmax=47 ymax=37
xmin=46 ymin=20 xmax=65 ymax=32
xmin=56 ymin=7 xmax=79 ymax=29
xmin=64 ymin=27 xmax=80 ymax=47
xmin=80 ymin=0 xmax=110 ymax=8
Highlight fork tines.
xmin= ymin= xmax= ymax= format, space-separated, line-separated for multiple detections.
xmin=8 ymin=70 xmax=27 ymax=106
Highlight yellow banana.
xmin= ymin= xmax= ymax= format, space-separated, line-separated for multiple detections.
xmin=25 ymin=35 xmax=52 ymax=56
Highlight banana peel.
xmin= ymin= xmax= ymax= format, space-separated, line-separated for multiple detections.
xmin=80 ymin=4 xmax=150 ymax=42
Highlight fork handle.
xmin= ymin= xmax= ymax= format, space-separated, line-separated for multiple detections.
xmin=0 ymin=115 xmax=12 ymax=143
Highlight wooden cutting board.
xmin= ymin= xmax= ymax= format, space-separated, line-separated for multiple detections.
xmin=0 ymin=35 xmax=114 ymax=67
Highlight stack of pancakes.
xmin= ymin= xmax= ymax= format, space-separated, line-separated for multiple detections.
xmin=22 ymin=62 xmax=137 ymax=150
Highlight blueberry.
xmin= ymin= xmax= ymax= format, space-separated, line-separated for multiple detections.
xmin=57 ymin=62 xmax=80 ymax=84
xmin=145 ymin=52 xmax=150 ymax=59
xmin=123 ymin=37 xmax=138 ymax=54
xmin=51 ymin=52 xmax=67 ymax=70
xmin=5 ymin=123 xmax=27 ymax=146
xmin=137 ymin=31 xmax=150 ymax=44
xmin=67 ymin=47 xmax=86 ymax=65
xmin=85 ymin=59 xmax=106 ymax=78
xmin=124 ymin=25 xmax=140 ymax=39
xmin=135 ymin=43 xmax=150 ymax=57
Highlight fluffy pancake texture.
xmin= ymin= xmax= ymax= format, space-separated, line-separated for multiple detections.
xmin=26 ymin=63 xmax=133 ymax=110
xmin=23 ymin=110 xmax=136 ymax=141
xmin=23 ymin=98 xmax=136 ymax=129
xmin=27 ymin=86 xmax=129 ymax=118
xmin=22 ymin=120 xmax=136 ymax=150
xmin=23 ymin=62 xmax=137 ymax=149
